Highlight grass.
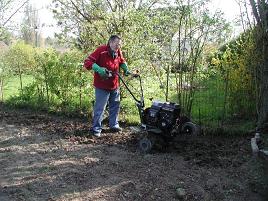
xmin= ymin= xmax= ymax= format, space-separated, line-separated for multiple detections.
xmin=2 ymin=73 xmax=256 ymax=134
xmin=191 ymin=76 xmax=226 ymax=123
xmin=2 ymin=74 xmax=34 ymax=101
xmin=202 ymin=120 xmax=256 ymax=136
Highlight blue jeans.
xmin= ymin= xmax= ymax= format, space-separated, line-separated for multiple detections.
xmin=91 ymin=87 xmax=120 ymax=133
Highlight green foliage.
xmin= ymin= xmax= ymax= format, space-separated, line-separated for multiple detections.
xmin=2 ymin=41 xmax=36 ymax=95
xmin=190 ymin=73 xmax=230 ymax=124
xmin=20 ymin=2 xmax=40 ymax=46
xmin=4 ymin=41 xmax=36 ymax=75
xmin=1 ymin=45 xmax=92 ymax=115
xmin=1 ymin=75 xmax=34 ymax=101
xmin=0 ymin=51 xmax=8 ymax=79
xmin=30 ymin=48 xmax=93 ymax=112
xmin=53 ymin=0 xmax=231 ymax=73
xmin=209 ymin=31 xmax=257 ymax=118
xmin=51 ymin=0 xmax=233 ymax=121
xmin=0 ymin=0 xmax=257 ymax=134
xmin=0 ymin=28 xmax=12 ymax=44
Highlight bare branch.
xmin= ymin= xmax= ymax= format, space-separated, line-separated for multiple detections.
xmin=1 ymin=0 xmax=14 ymax=11
xmin=2 ymin=0 xmax=30 ymax=27
xmin=106 ymin=0 xmax=116 ymax=12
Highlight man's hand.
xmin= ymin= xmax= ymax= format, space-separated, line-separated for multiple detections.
xmin=98 ymin=67 xmax=108 ymax=77
xmin=124 ymin=70 xmax=131 ymax=76
xmin=92 ymin=63 xmax=108 ymax=77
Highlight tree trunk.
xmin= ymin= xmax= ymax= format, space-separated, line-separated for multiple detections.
xmin=249 ymin=0 xmax=268 ymax=131
xmin=257 ymin=40 xmax=268 ymax=130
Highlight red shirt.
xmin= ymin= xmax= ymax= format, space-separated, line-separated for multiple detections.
xmin=84 ymin=45 xmax=126 ymax=90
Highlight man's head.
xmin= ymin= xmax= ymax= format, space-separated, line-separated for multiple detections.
xmin=108 ymin=35 xmax=122 ymax=52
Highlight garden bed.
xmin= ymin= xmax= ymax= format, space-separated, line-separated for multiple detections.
xmin=0 ymin=106 xmax=267 ymax=201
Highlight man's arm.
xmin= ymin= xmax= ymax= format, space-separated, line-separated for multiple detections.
xmin=118 ymin=49 xmax=131 ymax=76
xmin=84 ymin=47 xmax=102 ymax=70
xmin=83 ymin=47 xmax=108 ymax=77
xmin=120 ymin=63 xmax=131 ymax=76
xmin=84 ymin=55 xmax=96 ymax=70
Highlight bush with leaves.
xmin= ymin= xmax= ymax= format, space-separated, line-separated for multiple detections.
xmin=4 ymin=41 xmax=36 ymax=93
xmin=210 ymin=31 xmax=257 ymax=119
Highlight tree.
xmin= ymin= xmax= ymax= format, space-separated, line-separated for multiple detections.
xmin=4 ymin=41 xmax=36 ymax=93
xmin=248 ymin=0 xmax=268 ymax=130
xmin=51 ymin=0 xmax=167 ymax=52
xmin=0 ymin=0 xmax=30 ymax=41
xmin=0 ymin=44 xmax=10 ymax=101
xmin=165 ymin=1 xmax=231 ymax=113
xmin=20 ymin=2 xmax=40 ymax=46
xmin=52 ymin=0 xmax=230 ymax=114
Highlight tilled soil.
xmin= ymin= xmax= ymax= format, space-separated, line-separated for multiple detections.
xmin=0 ymin=106 xmax=267 ymax=201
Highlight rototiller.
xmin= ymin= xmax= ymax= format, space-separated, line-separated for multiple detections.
xmin=108 ymin=70 xmax=199 ymax=152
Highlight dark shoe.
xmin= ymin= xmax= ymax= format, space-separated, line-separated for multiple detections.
xmin=90 ymin=130 xmax=101 ymax=137
xmin=110 ymin=127 xmax=122 ymax=133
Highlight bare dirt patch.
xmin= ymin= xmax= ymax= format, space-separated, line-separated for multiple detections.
xmin=0 ymin=107 xmax=267 ymax=201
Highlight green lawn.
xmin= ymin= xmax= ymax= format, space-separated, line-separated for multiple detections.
xmin=191 ymin=76 xmax=226 ymax=123
xmin=2 ymin=74 xmax=34 ymax=101
xmin=2 ymin=73 xmax=255 ymax=133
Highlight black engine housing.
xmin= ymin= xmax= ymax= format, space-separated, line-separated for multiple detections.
xmin=142 ymin=101 xmax=181 ymax=132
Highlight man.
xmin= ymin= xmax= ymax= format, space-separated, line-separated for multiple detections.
xmin=83 ymin=35 xmax=131 ymax=137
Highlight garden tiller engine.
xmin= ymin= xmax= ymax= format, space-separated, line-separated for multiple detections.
xmin=112 ymin=70 xmax=199 ymax=152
